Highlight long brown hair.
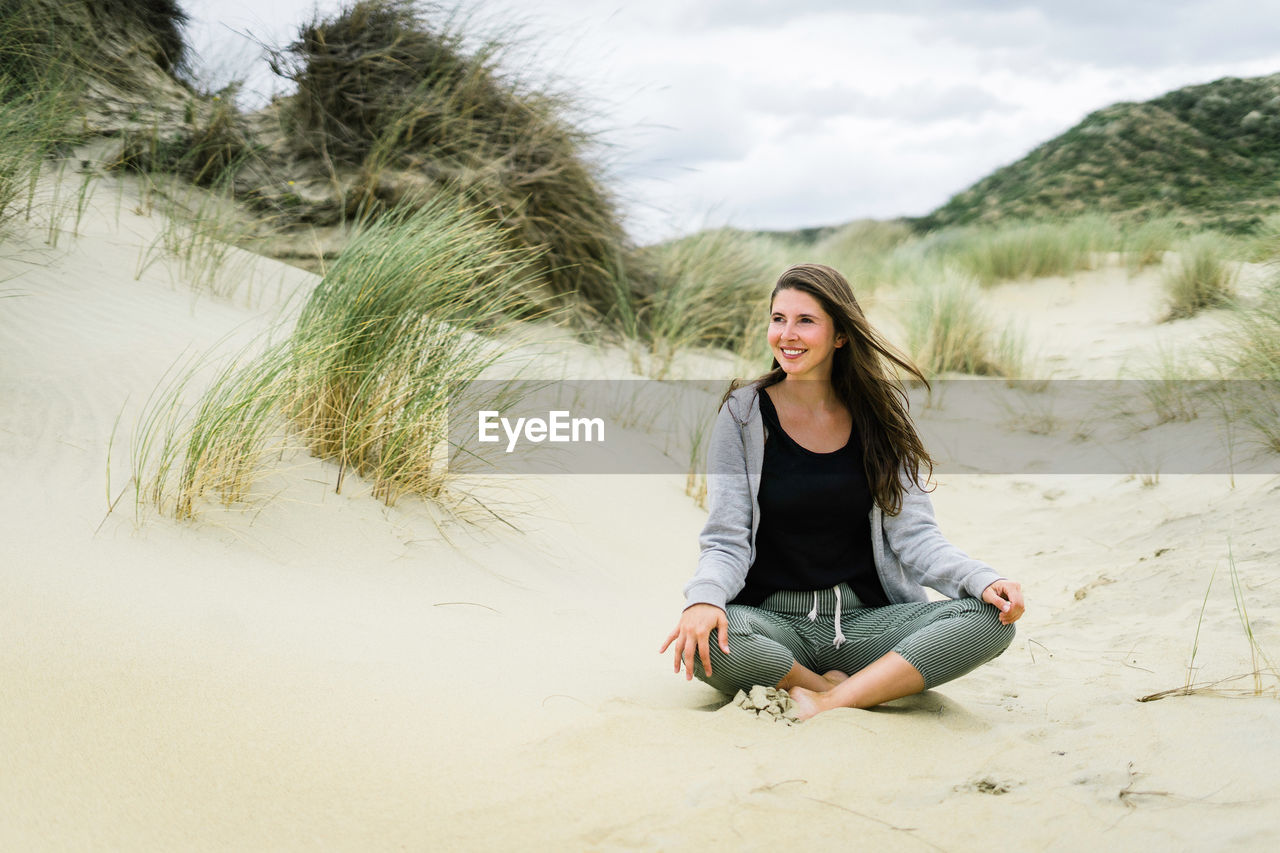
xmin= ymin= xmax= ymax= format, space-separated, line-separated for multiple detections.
xmin=722 ymin=263 xmax=934 ymax=515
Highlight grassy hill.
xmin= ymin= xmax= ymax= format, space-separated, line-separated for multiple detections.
xmin=918 ymin=73 xmax=1280 ymax=233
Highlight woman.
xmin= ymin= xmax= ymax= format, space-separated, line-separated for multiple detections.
xmin=660 ymin=263 xmax=1024 ymax=721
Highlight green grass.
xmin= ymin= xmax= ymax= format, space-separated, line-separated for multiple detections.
xmin=628 ymin=228 xmax=783 ymax=377
xmin=917 ymin=215 xmax=1122 ymax=286
xmin=1211 ymin=275 xmax=1280 ymax=454
xmin=900 ymin=272 xmax=1023 ymax=377
xmin=127 ymin=193 xmax=544 ymax=520
xmin=128 ymin=337 xmax=293 ymax=521
xmin=0 ymin=2 xmax=80 ymax=227
xmin=1122 ymin=217 xmax=1181 ymax=273
xmin=1161 ymin=232 xmax=1238 ymax=320
xmin=285 ymin=192 xmax=540 ymax=505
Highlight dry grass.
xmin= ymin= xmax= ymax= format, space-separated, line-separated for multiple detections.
xmin=1122 ymin=217 xmax=1181 ymax=273
xmin=1139 ymin=540 xmax=1279 ymax=701
xmin=115 ymin=93 xmax=254 ymax=188
xmin=271 ymin=0 xmax=628 ymax=313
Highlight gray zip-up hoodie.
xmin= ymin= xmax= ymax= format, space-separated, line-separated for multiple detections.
xmin=683 ymin=383 xmax=1004 ymax=611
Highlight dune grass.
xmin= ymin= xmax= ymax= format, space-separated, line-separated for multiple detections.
xmin=132 ymin=174 xmax=276 ymax=302
xmin=1211 ymin=275 xmax=1280 ymax=454
xmin=900 ymin=272 xmax=1024 ymax=377
xmin=116 ymin=91 xmax=254 ymax=189
xmin=1140 ymin=540 xmax=1279 ymax=701
xmin=0 ymin=78 xmax=73 ymax=225
xmin=1122 ymin=217 xmax=1181 ymax=273
xmin=285 ymin=193 xmax=540 ymax=504
xmin=1162 ymin=232 xmax=1238 ymax=320
xmin=272 ymin=0 xmax=628 ymax=314
xmin=0 ymin=3 xmax=81 ymax=226
xmin=128 ymin=193 xmax=543 ymax=520
xmin=916 ymin=215 xmax=1122 ymax=286
xmin=1242 ymin=212 xmax=1280 ymax=263
xmin=2 ymin=0 xmax=188 ymax=95
xmin=809 ymin=219 xmax=921 ymax=293
xmin=629 ymin=228 xmax=782 ymax=377
xmin=130 ymin=340 xmax=294 ymax=521
xmin=1132 ymin=344 xmax=1207 ymax=425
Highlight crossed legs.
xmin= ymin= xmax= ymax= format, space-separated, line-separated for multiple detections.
xmin=693 ymin=595 xmax=1014 ymax=718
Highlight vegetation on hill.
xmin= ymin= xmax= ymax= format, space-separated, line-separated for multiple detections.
xmin=920 ymin=73 xmax=1280 ymax=233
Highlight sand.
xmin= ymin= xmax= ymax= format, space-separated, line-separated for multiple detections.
xmin=3 ymin=176 xmax=1280 ymax=851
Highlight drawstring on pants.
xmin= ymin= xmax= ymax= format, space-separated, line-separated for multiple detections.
xmin=806 ymin=586 xmax=847 ymax=649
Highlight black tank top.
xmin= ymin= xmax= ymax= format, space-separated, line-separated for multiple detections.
xmin=730 ymin=387 xmax=889 ymax=607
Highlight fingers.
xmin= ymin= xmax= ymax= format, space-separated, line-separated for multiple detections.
xmin=698 ymin=631 xmax=712 ymax=680
xmin=984 ymin=580 xmax=1026 ymax=624
xmin=663 ymin=607 xmax=730 ymax=681
xmin=1004 ymin=583 xmax=1025 ymax=622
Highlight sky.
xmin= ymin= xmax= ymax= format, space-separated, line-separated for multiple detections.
xmin=182 ymin=0 xmax=1280 ymax=244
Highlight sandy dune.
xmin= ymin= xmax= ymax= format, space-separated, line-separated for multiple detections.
xmin=3 ymin=180 xmax=1279 ymax=850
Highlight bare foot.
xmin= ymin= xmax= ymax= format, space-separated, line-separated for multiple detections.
xmin=822 ymin=670 xmax=848 ymax=687
xmin=788 ymin=686 xmax=827 ymax=721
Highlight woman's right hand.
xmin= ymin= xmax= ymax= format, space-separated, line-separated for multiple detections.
xmin=659 ymin=604 xmax=730 ymax=681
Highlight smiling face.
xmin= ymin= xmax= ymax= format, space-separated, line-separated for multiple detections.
xmin=768 ymin=286 xmax=846 ymax=381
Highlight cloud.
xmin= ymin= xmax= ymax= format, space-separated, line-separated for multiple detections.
xmin=911 ymin=2 xmax=1280 ymax=70
xmin=753 ymin=82 xmax=1014 ymax=124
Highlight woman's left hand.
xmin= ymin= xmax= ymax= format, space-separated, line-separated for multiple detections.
xmin=981 ymin=579 xmax=1025 ymax=625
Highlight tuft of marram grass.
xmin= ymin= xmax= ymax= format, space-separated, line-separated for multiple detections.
xmin=115 ymin=91 xmax=254 ymax=188
xmin=1122 ymin=217 xmax=1181 ymax=273
xmin=1161 ymin=232 xmax=1238 ymax=320
xmin=1211 ymin=275 xmax=1280 ymax=454
xmin=900 ymin=272 xmax=1023 ymax=377
xmin=286 ymin=192 xmax=541 ymax=504
xmin=1242 ymin=212 xmax=1280 ymax=263
xmin=127 ymin=193 xmax=544 ymax=521
xmin=272 ymin=0 xmax=628 ymax=313
xmin=129 ymin=339 xmax=294 ymax=522
xmin=629 ymin=228 xmax=783 ymax=377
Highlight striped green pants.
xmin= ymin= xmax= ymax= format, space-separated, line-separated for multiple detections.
xmin=693 ymin=583 xmax=1014 ymax=695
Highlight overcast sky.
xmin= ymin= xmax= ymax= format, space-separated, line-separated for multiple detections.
xmin=183 ymin=0 xmax=1280 ymax=244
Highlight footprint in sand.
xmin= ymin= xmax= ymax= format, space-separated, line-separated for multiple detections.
xmin=955 ymin=775 xmax=1020 ymax=795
